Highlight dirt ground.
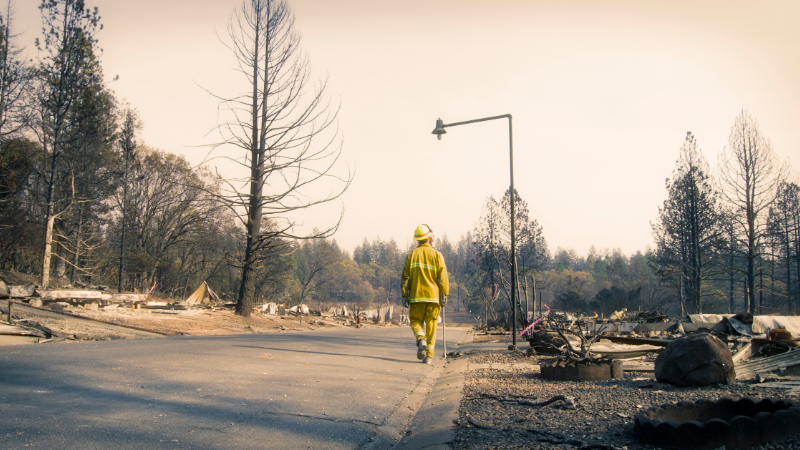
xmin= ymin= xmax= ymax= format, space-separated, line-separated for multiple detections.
xmin=472 ymin=332 xmax=514 ymax=344
xmin=71 ymin=306 xmax=350 ymax=335
xmin=0 ymin=300 xmax=390 ymax=345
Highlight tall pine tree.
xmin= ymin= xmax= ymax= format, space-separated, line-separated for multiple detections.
xmin=652 ymin=132 xmax=721 ymax=314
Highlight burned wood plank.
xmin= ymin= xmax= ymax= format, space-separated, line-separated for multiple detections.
xmin=732 ymin=342 xmax=753 ymax=364
xmin=735 ymin=349 xmax=800 ymax=380
xmin=752 ymin=381 xmax=800 ymax=395
xmin=622 ymin=362 xmax=655 ymax=372
xmin=0 ymin=323 xmax=48 ymax=337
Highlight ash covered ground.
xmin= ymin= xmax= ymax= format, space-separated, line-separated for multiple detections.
xmin=453 ymin=350 xmax=800 ymax=450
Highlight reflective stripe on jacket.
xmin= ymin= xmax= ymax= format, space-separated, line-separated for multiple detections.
xmin=401 ymin=242 xmax=449 ymax=303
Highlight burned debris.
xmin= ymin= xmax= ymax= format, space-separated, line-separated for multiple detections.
xmin=1 ymin=277 xmax=401 ymax=343
xmin=461 ymin=308 xmax=800 ymax=449
xmin=518 ymin=307 xmax=800 ymax=382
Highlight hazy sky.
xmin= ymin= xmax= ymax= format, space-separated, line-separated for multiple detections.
xmin=14 ymin=0 xmax=800 ymax=258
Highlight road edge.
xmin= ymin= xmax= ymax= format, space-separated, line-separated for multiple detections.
xmin=365 ymin=329 xmax=473 ymax=450
xmin=363 ymin=328 xmax=472 ymax=450
xmin=393 ymin=355 xmax=468 ymax=449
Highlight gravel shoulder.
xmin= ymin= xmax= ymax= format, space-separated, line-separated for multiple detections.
xmin=453 ymin=350 xmax=800 ymax=450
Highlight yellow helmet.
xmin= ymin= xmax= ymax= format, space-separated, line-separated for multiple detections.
xmin=413 ymin=224 xmax=433 ymax=241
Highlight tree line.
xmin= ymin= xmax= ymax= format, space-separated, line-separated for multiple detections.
xmin=467 ymin=109 xmax=799 ymax=323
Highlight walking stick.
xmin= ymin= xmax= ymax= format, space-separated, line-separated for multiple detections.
xmin=442 ymin=306 xmax=446 ymax=360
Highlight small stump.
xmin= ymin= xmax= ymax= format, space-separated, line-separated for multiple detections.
xmin=635 ymin=398 xmax=800 ymax=450
xmin=540 ymin=358 xmax=622 ymax=381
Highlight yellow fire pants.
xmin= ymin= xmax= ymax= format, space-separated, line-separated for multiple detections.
xmin=409 ymin=302 xmax=440 ymax=358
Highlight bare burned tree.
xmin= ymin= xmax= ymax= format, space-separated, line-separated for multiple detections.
xmin=209 ymin=0 xmax=351 ymax=317
xmin=718 ymin=110 xmax=789 ymax=314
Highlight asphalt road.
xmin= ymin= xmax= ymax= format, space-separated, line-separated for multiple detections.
xmin=0 ymin=326 xmax=467 ymax=449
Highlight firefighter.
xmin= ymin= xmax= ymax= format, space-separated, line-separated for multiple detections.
xmin=401 ymin=224 xmax=449 ymax=364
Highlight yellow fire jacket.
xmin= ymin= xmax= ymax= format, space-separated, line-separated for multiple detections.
xmin=401 ymin=242 xmax=449 ymax=303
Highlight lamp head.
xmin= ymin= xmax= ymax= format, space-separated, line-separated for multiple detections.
xmin=431 ymin=118 xmax=446 ymax=140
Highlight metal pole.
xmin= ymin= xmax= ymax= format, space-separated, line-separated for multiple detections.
xmin=508 ymin=115 xmax=517 ymax=349
xmin=436 ymin=114 xmax=517 ymax=348
xmin=442 ymin=307 xmax=446 ymax=360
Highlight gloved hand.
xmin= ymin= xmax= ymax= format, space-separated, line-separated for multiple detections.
xmin=440 ymin=295 xmax=447 ymax=307
xmin=402 ymin=297 xmax=410 ymax=308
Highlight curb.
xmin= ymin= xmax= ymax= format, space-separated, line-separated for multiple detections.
xmin=395 ymin=356 xmax=469 ymax=449
xmin=392 ymin=330 xmax=475 ymax=449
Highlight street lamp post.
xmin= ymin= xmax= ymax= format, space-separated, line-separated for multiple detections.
xmin=431 ymin=114 xmax=518 ymax=349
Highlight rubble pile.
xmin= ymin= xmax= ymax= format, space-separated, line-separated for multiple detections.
xmin=518 ymin=308 xmax=800 ymax=384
